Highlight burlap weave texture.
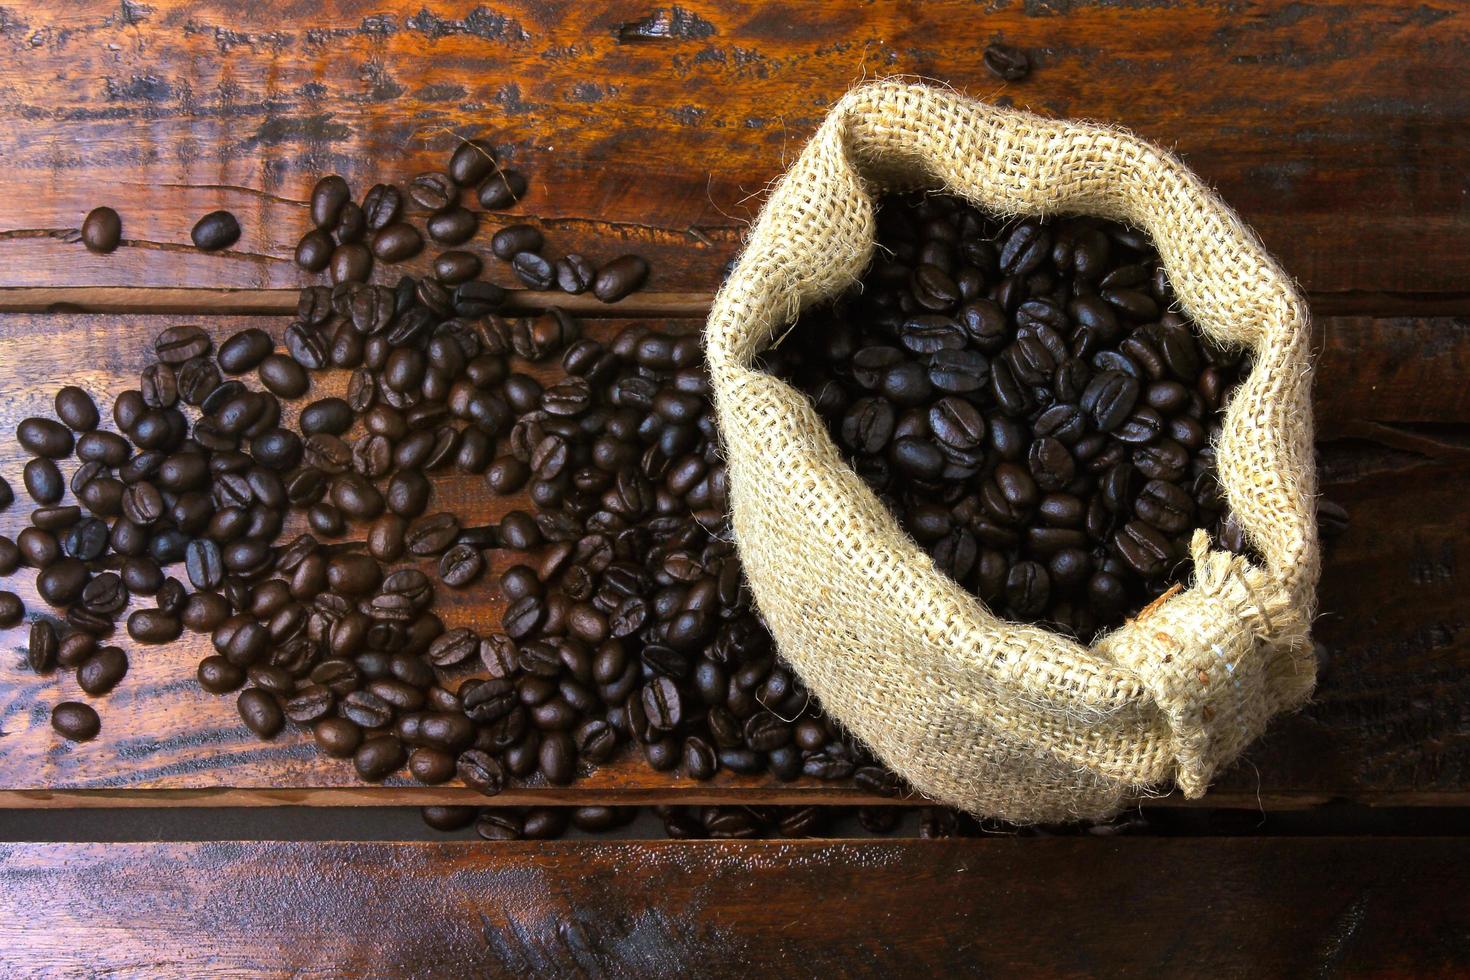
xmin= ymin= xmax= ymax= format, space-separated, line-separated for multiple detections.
xmin=705 ymin=81 xmax=1319 ymax=823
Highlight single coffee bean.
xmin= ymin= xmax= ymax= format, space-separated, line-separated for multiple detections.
xmin=456 ymin=748 xmax=505 ymax=796
xmin=0 ymin=591 xmax=22 ymax=627
xmin=127 ymin=609 xmax=182 ymax=644
xmin=371 ymin=223 xmax=424 ymax=263
xmin=490 ymin=224 xmax=542 ymax=259
xmin=258 ymin=355 xmax=309 ymax=398
xmin=426 ymin=206 xmax=478 ymax=245
xmin=593 ymin=254 xmax=649 ymax=302
xmin=329 ymin=243 xmax=373 ymax=284
xmin=238 ymin=688 xmax=284 ymax=738
xmin=407 ymin=171 xmax=455 ymax=210
xmin=984 ymin=42 xmax=1031 ymax=81
xmin=310 ymin=174 xmax=351 ymax=229
xmin=218 ymin=328 xmax=275 ymax=374
xmin=27 ymin=620 xmax=58 ymax=673
xmin=511 ymin=251 xmax=555 ymax=289
xmin=55 ymin=386 xmax=100 ymax=431
xmin=81 ymin=206 xmax=122 ymax=253
xmin=17 ymin=417 xmax=74 ymax=458
xmin=23 ymin=457 xmax=63 ymax=504
xmin=432 ymin=250 xmax=481 ymax=284
xmin=191 ymin=210 xmax=241 ymax=251
xmin=362 ymin=183 xmax=402 ymax=230
xmin=78 ymin=646 xmax=129 ymax=696
xmin=51 ymin=702 xmax=101 ymax=741
xmin=477 ymin=169 xmax=527 ymax=209
xmin=37 ymin=559 xmax=89 ymax=607
xmin=295 ymin=229 xmax=333 ymax=271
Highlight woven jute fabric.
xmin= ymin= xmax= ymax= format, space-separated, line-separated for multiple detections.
xmin=705 ymin=81 xmax=1319 ymax=823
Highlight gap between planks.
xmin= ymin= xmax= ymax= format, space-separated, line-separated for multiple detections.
xmin=1 ymin=287 xmax=1468 ymax=318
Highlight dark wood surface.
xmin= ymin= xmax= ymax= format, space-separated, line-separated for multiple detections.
xmin=0 ymin=1 xmax=1468 ymax=298
xmin=3 ymin=837 xmax=1469 ymax=976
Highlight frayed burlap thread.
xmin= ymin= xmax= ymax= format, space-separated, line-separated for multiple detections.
xmin=705 ymin=81 xmax=1319 ymax=824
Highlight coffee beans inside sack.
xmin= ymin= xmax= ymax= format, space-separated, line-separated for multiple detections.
xmin=707 ymin=81 xmax=1320 ymax=823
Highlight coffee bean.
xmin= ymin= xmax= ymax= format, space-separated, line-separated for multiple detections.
xmin=81 ymin=206 xmax=122 ymax=253
xmin=984 ymin=42 xmax=1031 ymax=81
xmin=330 ymin=243 xmax=373 ymax=284
xmin=54 ymin=386 xmax=100 ymax=432
xmin=427 ymin=206 xmax=478 ymax=245
xmin=154 ymin=325 xmax=212 ymax=365
xmin=0 ymin=591 xmax=22 ymax=627
xmin=52 ymin=702 xmax=101 ymax=741
xmin=313 ymin=717 xmax=362 ymax=757
xmin=593 ymin=255 xmax=649 ymax=302
xmin=477 ymin=169 xmax=527 ymax=209
xmin=439 ymin=543 xmax=484 ymax=588
xmin=511 ymin=251 xmax=555 ymax=290
xmin=555 ymin=254 xmax=596 ymax=294
xmin=407 ymin=172 xmax=455 ymax=211
xmin=127 ymin=608 xmax=181 ymax=643
xmin=295 ymin=229 xmax=333 ymax=271
xmin=24 ymin=457 xmax=63 ymax=504
xmin=491 ymin=224 xmax=542 ymax=259
xmin=237 ymin=688 xmax=284 ymax=738
xmin=371 ymin=223 xmax=424 ymax=263
xmin=191 ymin=210 xmax=241 ymax=251
xmin=218 ymin=328 xmax=275 ymax=374
xmin=433 ymin=250 xmax=482 ymax=284
xmin=17 ymin=417 xmax=74 ymax=458
xmin=37 ymin=559 xmax=89 ymax=606
xmin=258 ymin=355 xmax=309 ymax=398
xmin=78 ymin=646 xmax=128 ymax=695
xmin=27 ymin=621 xmax=58 ymax=673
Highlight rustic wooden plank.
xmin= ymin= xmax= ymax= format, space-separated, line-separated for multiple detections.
xmin=0 ymin=1 xmax=1467 ymax=296
xmin=0 ymin=310 xmax=1467 ymax=807
xmin=2 ymin=838 xmax=1469 ymax=976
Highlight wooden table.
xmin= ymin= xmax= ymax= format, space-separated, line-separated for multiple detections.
xmin=1 ymin=1 xmax=1468 ymax=974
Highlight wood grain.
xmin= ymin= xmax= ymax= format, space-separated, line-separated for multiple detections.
xmin=4 ymin=838 xmax=1470 ymax=976
xmin=0 ymin=1 xmax=1468 ymax=296
xmin=0 ymin=311 xmax=1467 ymax=807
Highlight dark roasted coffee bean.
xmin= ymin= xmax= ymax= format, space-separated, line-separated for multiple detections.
xmin=310 ymin=174 xmax=351 ymax=229
xmin=17 ymin=417 xmax=74 ymax=458
xmin=478 ymin=168 xmax=527 ymax=209
xmin=81 ymin=206 xmax=122 ymax=253
xmin=555 ymin=254 xmax=596 ymax=294
xmin=127 ymin=608 xmax=182 ymax=644
xmin=258 ymin=355 xmax=308 ymax=398
xmin=54 ymin=386 xmax=100 ymax=432
xmin=593 ymin=255 xmax=649 ymax=302
xmin=0 ymin=591 xmax=22 ymax=628
xmin=511 ymin=251 xmax=555 ymax=289
xmin=78 ymin=645 xmax=128 ymax=695
xmin=37 ymin=558 xmax=88 ymax=606
xmin=1115 ymin=520 xmax=1174 ymax=578
xmin=456 ymin=748 xmax=505 ymax=796
xmin=329 ymin=242 xmax=373 ymax=284
xmin=984 ymin=42 xmax=1031 ymax=80
xmin=407 ymin=171 xmax=455 ymax=210
xmin=371 ymin=222 xmax=423 ymax=263
xmin=426 ymin=205 xmax=479 ymax=245
xmin=191 ymin=210 xmax=241 ymax=251
xmin=490 ymin=223 xmax=542 ymax=259
xmin=52 ymin=702 xmax=101 ymax=741
xmin=295 ymin=229 xmax=333 ymax=271
xmin=27 ymin=620 xmax=58 ymax=673
xmin=23 ymin=457 xmax=63 ymax=504
xmin=362 ymin=183 xmax=402 ymax=230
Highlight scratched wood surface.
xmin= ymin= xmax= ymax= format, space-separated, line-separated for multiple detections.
xmin=3 ymin=838 xmax=1469 ymax=976
xmin=0 ymin=1 xmax=1468 ymax=297
xmin=0 ymin=311 xmax=1466 ymax=807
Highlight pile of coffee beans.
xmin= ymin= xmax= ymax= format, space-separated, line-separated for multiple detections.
xmin=761 ymin=195 xmax=1250 ymax=642
xmin=3 ymin=135 xmax=896 ymax=803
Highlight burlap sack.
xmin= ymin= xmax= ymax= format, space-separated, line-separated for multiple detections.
xmin=705 ymin=81 xmax=1319 ymax=823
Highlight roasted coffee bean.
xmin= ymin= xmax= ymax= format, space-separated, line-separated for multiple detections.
xmin=78 ymin=645 xmax=128 ymax=695
xmin=23 ymin=457 xmax=63 ymax=504
xmin=17 ymin=417 xmax=74 ymax=458
xmin=511 ymin=251 xmax=555 ymax=289
xmin=427 ymin=206 xmax=478 ymax=245
xmin=191 ymin=210 xmax=241 ymax=251
xmin=407 ymin=171 xmax=455 ymax=210
xmin=432 ymin=249 xmax=481 ymax=284
xmin=127 ymin=609 xmax=182 ymax=644
xmin=456 ymin=748 xmax=505 ymax=796
xmin=185 ymin=539 xmax=225 ymax=589
xmin=0 ymin=591 xmax=22 ymax=628
xmin=52 ymin=701 xmax=101 ymax=741
xmin=37 ymin=559 xmax=89 ymax=606
xmin=258 ymin=355 xmax=309 ymax=398
xmin=448 ymin=139 xmax=496 ymax=186
xmin=439 ymin=543 xmax=484 ymax=588
xmin=593 ymin=255 xmax=649 ymax=302
xmin=406 ymin=513 xmax=460 ymax=556
xmin=295 ymin=229 xmax=333 ymax=271
xmin=491 ymin=224 xmax=542 ymax=259
xmin=0 ymin=535 xmax=17 ymax=575
xmin=55 ymin=386 xmax=100 ymax=431
xmin=371 ymin=222 xmax=424 ymax=263
xmin=27 ymin=620 xmax=58 ymax=673
xmin=237 ymin=688 xmax=284 ymax=738
xmin=362 ymin=183 xmax=402 ymax=230
xmin=983 ymin=42 xmax=1031 ymax=81
xmin=310 ymin=174 xmax=351 ymax=229
xmin=218 ymin=328 xmax=275 ymax=374
xmin=478 ymin=168 xmax=527 ymax=209
xmin=329 ymin=242 xmax=373 ymax=284
xmin=81 ymin=206 xmax=122 ymax=253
